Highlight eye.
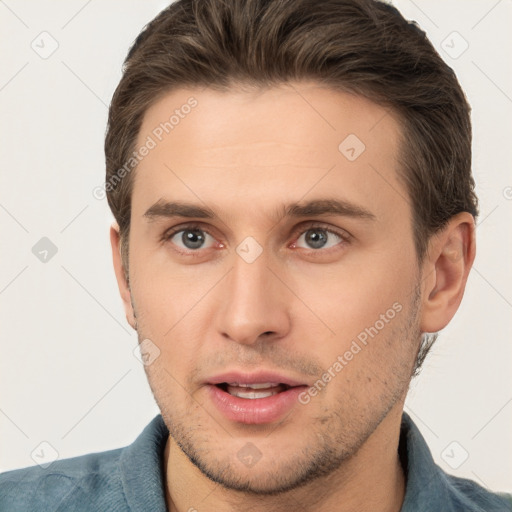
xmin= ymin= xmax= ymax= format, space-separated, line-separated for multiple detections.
xmin=295 ymin=227 xmax=345 ymax=250
xmin=167 ymin=227 xmax=216 ymax=251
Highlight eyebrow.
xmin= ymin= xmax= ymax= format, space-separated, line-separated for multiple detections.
xmin=144 ymin=200 xmax=215 ymax=220
xmin=285 ymin=199 xmax=375 ymax=220
xmin=143 ymin=198 xmax=375 ymax=222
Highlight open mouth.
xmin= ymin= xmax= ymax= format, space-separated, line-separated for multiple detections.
xmin=215 ymin=382 xmax=292 ymax=399
xmin=207 ymin=379 xmax=308 ymax=423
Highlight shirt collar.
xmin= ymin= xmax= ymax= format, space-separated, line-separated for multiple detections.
xmin=398 ymin=411 xmax=457 ymax=512
xmin=120 ymin=415 xmax=169 ymax=511
xmin=118 ymin=412 xmax=454 ymax=512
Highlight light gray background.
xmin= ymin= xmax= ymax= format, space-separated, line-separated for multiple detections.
xmin=1 ymin=0 xmax=511 ymax=493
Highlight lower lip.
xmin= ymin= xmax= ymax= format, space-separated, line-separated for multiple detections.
xmin=206 ymin=384 xmax=307 ymax=424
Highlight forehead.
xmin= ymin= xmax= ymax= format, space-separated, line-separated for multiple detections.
xmin=131 ymin=82 xmax=408 ymax=225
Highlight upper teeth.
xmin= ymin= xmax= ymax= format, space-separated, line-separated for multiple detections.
xmin=227 ymin=382 xmax=281 ymax=389
xmin=226 ymin=383 xmax=282 ymax=399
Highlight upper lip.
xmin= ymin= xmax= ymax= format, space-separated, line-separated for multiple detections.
xmin=206 ymin=370 xmax=308 ymax=387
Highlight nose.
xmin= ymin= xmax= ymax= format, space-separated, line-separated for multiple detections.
xmin=215 ymin=252 xmax=291 ymax=346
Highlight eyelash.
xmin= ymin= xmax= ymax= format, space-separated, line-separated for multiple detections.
xmin=161 ymin=222 xmax=351 ymax=256
xmin=290 ymin=223 xmax=351 ymax=251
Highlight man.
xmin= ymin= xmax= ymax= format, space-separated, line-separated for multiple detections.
xmin=1 ymin=0 xmax=510 ymax=510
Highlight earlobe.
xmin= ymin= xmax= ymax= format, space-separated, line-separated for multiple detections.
xmin=420 ymin=213 xmax=476 ymax=333
xmin=110 ymin=223 xmax=137 ymax=330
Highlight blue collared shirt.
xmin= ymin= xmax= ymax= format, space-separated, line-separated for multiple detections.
xmin=0 ymin=412 xmax=510 ymax=511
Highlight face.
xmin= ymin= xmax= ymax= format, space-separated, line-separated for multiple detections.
xmin=123 ymin=82 xmax=422 ymax=494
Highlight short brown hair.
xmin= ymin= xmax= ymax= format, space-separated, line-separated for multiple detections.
xmin=104 ymin=0 xmax=478 ymax=373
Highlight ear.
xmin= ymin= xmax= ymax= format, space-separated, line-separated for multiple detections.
xmin=420 ymin=212 xmax=476 ymax=333
xmin=110 ymin=223 xmax=137 ymax=330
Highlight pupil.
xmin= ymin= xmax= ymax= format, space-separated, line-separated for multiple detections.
xmin=182 ymin=229 xmax=205 ymax=249
xmin=306 ymin=229 xmax=327 ymax=249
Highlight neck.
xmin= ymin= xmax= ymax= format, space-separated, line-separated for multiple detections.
xmin=164 ymin=405 xmax=406 ymax=512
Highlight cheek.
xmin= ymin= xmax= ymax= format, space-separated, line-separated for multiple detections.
xmin=129 ymin=246 xmax=221 ymax=337
xmin=286 ymin=250 xmax=418 ymax=387
xmin=129 ymin=265 xmax=223 ymax=386
xmin=294 ymin=254 xmax=413 ymax=333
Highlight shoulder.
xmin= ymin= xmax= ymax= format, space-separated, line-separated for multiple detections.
xmin=0 ymin=415 xmax=169 ymax=512
xmin=399 ymin=412 xmax=512 ymax=512
xmin=0 ymin=447 xmax=129 ymax=511
xmin=442 ymin=472 xmax=512 ymax=511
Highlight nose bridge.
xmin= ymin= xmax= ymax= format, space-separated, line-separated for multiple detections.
xmin=231 ymin=254 xmax=269 ymax=308
xmin=216 ymin=249 xmax=290 ymax=344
